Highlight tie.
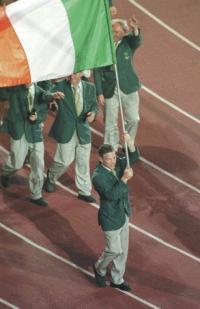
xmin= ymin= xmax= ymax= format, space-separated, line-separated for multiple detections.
xmin=27 ymin=87 xmax=33 ymax=112
xmin=72 ymin=86 xmax=83 ymax=116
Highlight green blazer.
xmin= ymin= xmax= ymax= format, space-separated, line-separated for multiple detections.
xmin=92 ymin=151 xmax=136 ymax=231
xmin=37 ymin=80 xmax=52 ymax=91
xmin=0 ymin=85 xmax=53 ymax=142
xmin=49 ymin=80 xmax=98 ymax=145
xmin=93 ymin=31 xmax=142 ymax=98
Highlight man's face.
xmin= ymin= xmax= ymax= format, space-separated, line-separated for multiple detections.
xmin=100 ymin=151 xmax=117 ymax=170
xmin=70 ymin=72 xmax=83 ymax=85
xmin=112 ymin=23 xmax=125 ymax=43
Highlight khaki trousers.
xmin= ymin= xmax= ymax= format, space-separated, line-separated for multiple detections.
xmin=95 ymin=215 xmax=129 ymax=285
xmin=104 ymin=89 xmax=140 ymax=151
xmin=48 ymin=131 xmax=92 ymax=196
xmin=3 ymin=134 xmax=44 ymax=199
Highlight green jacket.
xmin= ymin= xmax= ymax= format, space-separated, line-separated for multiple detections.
xmin=0 ymin=84 xmax=53 ymax=142
xmin=49 ymin=80 xmax=98 ymax=145
xmin=37 ymin=80 xmax=52 ymax=91
xmin=93 ymin=31 xmax=142 ymax=98
xmin=92 ymin=151 xmax=135 ymax=231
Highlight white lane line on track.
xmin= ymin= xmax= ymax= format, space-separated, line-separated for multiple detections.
xmin=90 ymin=128 xmax=200 ymax=194
xmin=128 ymin=0 xmax=200 ymax=52
xmin=0 ymin=223 xmax=161 ymax=309
xmin=140 ymin=157 xmax=200 ymax=194
xmin=141 ymin=85 xmax=200 ymax=125
xmin=0 ymin=298 xmax=20 ymax=309
xmin=130 ymin=223 xmax=200 ymax=263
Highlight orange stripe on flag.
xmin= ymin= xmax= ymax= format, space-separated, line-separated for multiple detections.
xmin=0 ymin=6 xmax=31 ymax=87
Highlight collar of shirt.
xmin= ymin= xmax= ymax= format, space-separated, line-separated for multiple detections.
xmin=134 ymin=28 xmax=139 ymax=36
xmin=101 ymin=164 xmax=112 ymax=172
xmin=115 ymin=39 xmax=122 ymax=49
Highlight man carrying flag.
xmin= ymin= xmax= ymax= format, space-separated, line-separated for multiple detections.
xmin=92 ymin=132 xmax=135 ymax=291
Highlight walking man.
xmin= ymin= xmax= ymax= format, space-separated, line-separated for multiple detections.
xmin=0 ymin=83 xmax=64 ymax=206
xmin=92 ymin=133 xmax=135 ymax=291
xmin=93 ymin=16 xmax=142 ymax=155
xmin=44 ymin=72 xmax=98 ymax=203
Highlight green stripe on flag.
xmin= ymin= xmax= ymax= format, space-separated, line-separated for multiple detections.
xmin=61 ymin=0 xmax=115 ymax=72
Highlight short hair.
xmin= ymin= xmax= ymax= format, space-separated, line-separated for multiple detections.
xmin=98 ymin=144 xmax=114 ymax=157
xmin=112 ymin=19 xmax=129 ymax=32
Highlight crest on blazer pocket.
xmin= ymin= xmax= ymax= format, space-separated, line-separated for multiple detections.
xmin=124 ymin=52 xmax=129 ymax=60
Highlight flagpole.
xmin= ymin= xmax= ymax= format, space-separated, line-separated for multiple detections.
xmin=103 ymin=0 xmax=130 ymax=167
xmin=114 ymin=64 xmax=130 ymax=168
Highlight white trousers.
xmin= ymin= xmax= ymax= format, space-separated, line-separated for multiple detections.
xmin=104 ymin=89 xmax=140 ymax=151
xmin=48 ymin=131 xmax=92 ymax=196
xmin=3 ymin=134 xmax=44 ymax=199
xmin=95 ymin=216 xmax=129 ymax=285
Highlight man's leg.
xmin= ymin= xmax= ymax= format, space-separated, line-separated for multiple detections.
xmin=75 ymin=142 xmax=92 ymax=196
xmin=95 ymin=227 xmax=123 ymax=278
xmin=104 ymin=90 xmax=119 ymax=151
xmin=28 ymin=141 xmax=45 ymax=200
xmin=122 ymin=91 xmax=140 ymax=148
xmin=47 ymin=135 xmax=76 ymax=186
xmin=1 ymin=135 xmax=28 ymax=186
xmin=110 ymin=216 xmax=129 ymax=285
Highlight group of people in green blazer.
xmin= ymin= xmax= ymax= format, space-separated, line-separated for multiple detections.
xmin=0 ymin=0 xmax=142 ymax=293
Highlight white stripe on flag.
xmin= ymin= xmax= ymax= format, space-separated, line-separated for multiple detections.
xmin=7 ymin=0 xmax=75 ymax=82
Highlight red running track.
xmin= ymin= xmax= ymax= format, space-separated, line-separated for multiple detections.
xmin=1 ymin=0 xmax=200 ymax=308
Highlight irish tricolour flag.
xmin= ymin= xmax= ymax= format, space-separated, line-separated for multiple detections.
xmin=0 ymin=0 xmax=115 ymax=87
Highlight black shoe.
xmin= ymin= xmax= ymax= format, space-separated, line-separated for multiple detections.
xmin=78 ymin=194 xmax=96 ymax=203
xmin=119 ymin=147 xmax=140 ymax=162
xmin=93 ymin=264 xmax=106 ymax=287
xmin=110 ymin=282 xmax=131 ymax=292
xmin=132 ymin=147 xmax=140 ymax=162
xmin=44 ymin=171 xmax=55 ymax=193
xmin=30 ymin=197 xmax=48 ymax=207
xmin=1 ymin=175 xmax=10 ymax=188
